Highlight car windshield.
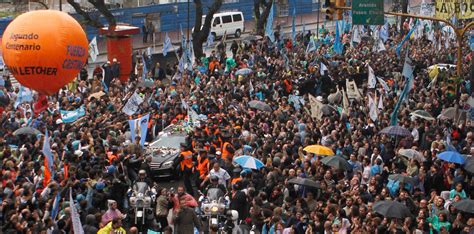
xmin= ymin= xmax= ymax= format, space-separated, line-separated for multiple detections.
xmin=149 ymin=134 xmax=185 ymax=149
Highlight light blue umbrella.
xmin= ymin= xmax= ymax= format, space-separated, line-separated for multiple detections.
xmin=437 ymin=151 xmax=466 ymax=164
xmin=235 ymin=68 xmax=253 ymax=76
xmin=233 ymin=155 xmax=264 ymax=169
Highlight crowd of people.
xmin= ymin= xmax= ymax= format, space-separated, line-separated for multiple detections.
xmin=1 ymin=17 xmax=474 ymax=234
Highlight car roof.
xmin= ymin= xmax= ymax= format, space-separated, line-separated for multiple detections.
xmin=206 ymin=11 xmax=243 ymax=17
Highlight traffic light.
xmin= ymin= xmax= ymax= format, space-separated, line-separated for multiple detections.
xmin=324 ymin=0 xmax=336 ymax=21
xmin=335 ymin=0 xmax=344 ymax=20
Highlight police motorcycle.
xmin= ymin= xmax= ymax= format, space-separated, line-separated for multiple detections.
xmin=128 ymin=170 xmax=157 ymax=231
xmin=197 ymin=176 xmax=239 ymax=233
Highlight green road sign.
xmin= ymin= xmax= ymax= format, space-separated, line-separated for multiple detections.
xmin=352 ymin=0 xmax=384 ymax=25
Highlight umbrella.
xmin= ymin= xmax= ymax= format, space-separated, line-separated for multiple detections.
xmin=248 ymin=100 xmax=272 ymax=112
xmin=13 ymin=127 xmax=41 ymax=136
xmin=233 ymin=155 xmax=264 ymax=169
xmin=321 ymin=105 xmax=338 ymax=115
xmin=138 ymin=79 xmax=155 ymax=88
xmin=464 ymin=157 xmax=474 ymax=173
xmin=398 ymin=149 xmax=426 ymax=162
xmin=388 ymin=174 xmax=416 ymax=184
xmin=288 ymin=177 xmax=321 ymax=188
xmin=437 ymin=151 xmax=466 ymax=164
xmin=235 ymin=68 xmax=253 ymax=76
xmin=303 ymin=145 xmax=334 ymax=156
xmin=88 ymin=91 xmax=105 ymax=100
xmin=410 ymin=110 xmax=435 ymax=121
xmin=437 ymin=107 xmax=466 ymax=120
xmin=320 ymin=155 xmax=352 ymax=171
xmin=379 ymin=126 xmax=411 ymax=137
xmin=452 ymin=199 xmax=474 ymax=214
xmin=373 ymin=201 xmax=412 ymax=219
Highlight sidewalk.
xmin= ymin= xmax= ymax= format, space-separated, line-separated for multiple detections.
xmin=90 ymin=12 xmax=337 ymax=66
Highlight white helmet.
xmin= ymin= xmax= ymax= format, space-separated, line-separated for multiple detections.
xmin=228 ymin=210 xmax=239 ymax=221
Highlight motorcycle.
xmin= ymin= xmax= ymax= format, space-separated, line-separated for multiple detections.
xmin=129 ymin=182 xmax=155 ymax=231
xmin=198 ymin=188 xmax=238 ymax=233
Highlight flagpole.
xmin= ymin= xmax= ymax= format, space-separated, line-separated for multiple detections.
xmin=316 ymin=0 xmax=320 ymax=38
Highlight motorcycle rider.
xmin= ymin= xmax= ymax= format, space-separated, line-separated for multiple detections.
xmin=132 ymin=170 xmax=153 ymax=191
xmin=204 ymin=175 xmax=227 ymax=198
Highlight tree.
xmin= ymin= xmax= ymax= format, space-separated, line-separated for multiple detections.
xmin=67 ymin=0 xmax=116 ymax=31
xmin=192 ymin=0 xmax=223 ymax=59
xmin=254 ymin=0 xmax=273 ymax=36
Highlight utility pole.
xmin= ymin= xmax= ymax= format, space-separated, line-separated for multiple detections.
xmin=187 ymin=0 xmax=190 ymax=41
xmin=316 ymin=0 xmax=320 ymax=38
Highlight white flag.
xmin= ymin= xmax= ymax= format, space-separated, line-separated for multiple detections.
xmin=88 ymin=37 xmax=99 ymax=62
xmin=352 ymin=26 xmax=361 ymax=44
xmin=342 ymin=89 xmax=350 ymax=115
xmin=377 ymin=39 xmax=386 ymax=52
xmin=122 ymin=92 xmax=144 ymax=116
xmin=320 ymin=62 xmax=328 ymax=75
xmin=368 ymin=65 xmax=376 ymax=89
xmin=69 ymin=188 xmax=84 ymax=234
xmin=308 ymin=94 xmax=323 ymax=120
xmin=377 ymin=76 xmax=390 ymax=94
xmin=378 ymin=93 xmax=384 ymax=110
xmin=368 ymin=94 xmax=378 ymax=121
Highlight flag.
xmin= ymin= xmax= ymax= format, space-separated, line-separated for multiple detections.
xmin=378 ymin=93 xmax=384 ymax=110
xmin=342 ymin=89 xmax=350 ymax=115
xmin=163 ymin=32 xmax=172 ymax=57
xmin=346 ymin=79 xmax=362 ymax=100
xmin=51 ymin=192 xmax=61 ymax=221
xmin=122 ymin=92 xmax=144 ymax=116
xmin=187 ymin=40 xmax=194 ymax=71
xmin=282 ymin=49 xmax=289 ymax=70
xmin=402 ymin=51 xmax=414 ymax=81
xmin=291 ymin=7 xmax=296 ymax=42
xmin=308 ymin=94 xmax=323 ymax=120
xmin=206 ymin=32 xmax=214 ymax=48
xmin=141 ymin=55 xmax=148 ymax=80
xmin=429 ymin=65 xmax=439 ymax=79
xmin=306 ymin=36 xmax=317 ymax=54
xmin=14 ymin=86 xmax=33 ymax=109
xmin=180 ymin=24 xmax=186 ymax=49
xmin=334 ymin=21 xmax=343 ymax=54
xmin=129 ymin=113 xmax=150 ymax=146
xmin=88 ymin=36 xmax=99 ymax=62
xmin=249 ymin=78 xmax=254 ymax=96
xmin=368 ymin=93 xmax=378 ymax=121
xmin=33 ymin=94 xmax=48 ymax=115
xmin=390 ymin=65 xmax=415 ymax=125
xmin=377 ymin=77 xmax=390 ymax=93
xmin=320 ymin=62 xmax=328 ymax=75
xmin=265 ymin=3 xmax=275 ymax=42
xmin=69 ymin=188 xmax=84 ymax=234
xmin=352 ymin=25 xmax=361 ymax=45
xmin=43 ymin=131 xmax=54 ymax=186
xmin=368 ymin=65 xmax=376 ymax=88
xmin=380 ymin=22 xmax=389 ymax=42
xmin=178 ymin=54 xmax=185 ymax=73
xmin=376 ymin=39 xmax=386 ymax=52
xmin=60 ymin=105 xmax=86 ymax=123
xmin=396 ymin=21 xmax=417 ymax=57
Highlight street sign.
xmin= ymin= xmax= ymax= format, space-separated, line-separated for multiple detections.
xmin=352 ymin=0 xmax=384 ymax=25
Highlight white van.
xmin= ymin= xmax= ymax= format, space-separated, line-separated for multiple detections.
xmin=203 ymin=11 xmax=244 ymax=38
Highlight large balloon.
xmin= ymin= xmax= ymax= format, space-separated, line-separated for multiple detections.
xmin=2 ymin=10 xmax=88 ymax=95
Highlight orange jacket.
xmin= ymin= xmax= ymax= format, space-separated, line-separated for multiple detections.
xmin=180 ymin=151 xmax=194 ymax=171
xmin=197 ymin=156 xmax=209 ymax=179
xmin=221 ymin=142 xmax=233 ymax=160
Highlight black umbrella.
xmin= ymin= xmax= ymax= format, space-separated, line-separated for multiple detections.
xmin=320 ymin=155 xmax=352 ymax=171
xmin=373 ymin=201 xmax=412 ymax=219
xmin=248 ymin=100 xmax=272 ymax=112
xmin=288 ymin=177 xmax=321 ymax=189
xmin=452 ymin=199 xmax=474 ymax=214
xmin=379 ymin=126 xmax=412 ymax=137
xmin=388 ymin=174 xmax=416 ymax=184
xmin=464 ymin=157 xmax=474 ymax=174
xmin=321 ymin=105 xmax=338 ymax=115
xmin=13 ymin=127 xmax=41 ymax=136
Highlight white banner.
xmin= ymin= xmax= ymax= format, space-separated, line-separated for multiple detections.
xmin=69 ymin=188 xmax=84 ymax=234
xmin=122 ymin=92 xmax=144 ymax=116
xmin=346 ymin=79 xmax=362 ymax=100
xmin=308 ymin=94 xmax=323 ymax=120
xmin=368 ymin=65 xmax=376 ymax=89
xmin=88 ymin=37 xmax=99 ymax=62
xmin=420 ymin=3 xmax=435 ymax=17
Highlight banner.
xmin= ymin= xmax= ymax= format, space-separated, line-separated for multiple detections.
xmin=289 ymin=95 xmax=304 ymax=110
xmin=308 ymin=94 xmax=323 ymax=120
xmin=14 ymin=86 xmax=33 ymax=109
xmin=420 ymin=3 xmax=435 ymax=16
xmin=129 ymin=113 xmax=150 ymax=146
xmin=346 ymin=79 xmax=362 ymax=100
xmin=69 ymin=188 xmax=84 ymax=234
xmin=368 ymin=65 xmax=376 ymax=88
xmin=435 ymin=0 xmax=474 ymax=20
xmin=122 ymin=92 xmax=144 ymax=116
xmin=368 ymin=94 xmax=378 ymax=121
xmin=60 ymin=105 xmax=86 ymax=123
xmin=88 ymin=37 xmax=99 ymax=62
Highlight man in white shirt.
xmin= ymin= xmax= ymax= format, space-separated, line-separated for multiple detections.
xmin=208 ymin=162 xmax=230 ymax=187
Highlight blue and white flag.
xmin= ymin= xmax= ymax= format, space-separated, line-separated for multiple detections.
xmin=122 ymin=92 xmax=144 ymax=116
xmin=396 ymin=21 xmax=417 ymax=57
xmin=320 ymin=62 xmax=328 ymax=75
xmin=43 ymin=131 xmax=54 ymax=177
xmin=265 ymin=3 xmax=275 ymax=42
xmin=51 ymin=192 xmax=61 ymax=221
xmin=291 ymin=7 xmax=296 ymax=42
xmin=306 ymin=36 xmax=317 ymax=54
xmin=380 ymin=22 xmax=389 ymax=42
xmin=186 ymin=40 xmax=194 ymax=71
xmin=69 ymin=188 xmax=84 ymax=234
xmin=88 ymin=36 xmax=99 ymax=62
xmin=60 ymin=105 xmax=86 ymax=123
xmin=178 ymin=54 xmax=185 ymax=73
xmin=334 ymin=20 xmax=343 ymax=54
xmin=206 ymin=32 xmax=214 ymax=48
xmin=390 ymin=50 xmax=414 ymax=126
xmin=129 ymin=113 xmax=150 ymax=146
xmin=163 ymin=32 xmax=172 ymax=57
xmin=368 ymin=65 xmax=376 ymax=88
xmin=180 ymin=24 xmax=186 ymax=49
xmin=377 ymin=76 xmax=390 ymax=94
xmin=14 ymin=86 xmax=33 ymax=109
xmin=352 ymin=25 xmax=361 ymax=45
xmin=141 ymin=55 xmax=148 ymax=80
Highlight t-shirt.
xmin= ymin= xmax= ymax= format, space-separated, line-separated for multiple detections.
xmin=209 ymin=168 xmax=231 ymax=186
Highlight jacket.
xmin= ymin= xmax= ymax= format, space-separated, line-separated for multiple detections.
xmin=155 ymin=195 xmax=169 ymax=217
xmin=173 ymin=206 xmax=202 ymax=234
xmin=97 ymin=221 xmax=126 ymax=234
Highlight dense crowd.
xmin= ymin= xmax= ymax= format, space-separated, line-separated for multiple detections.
xmin=1 ymin=18 xmax=474 ymax=234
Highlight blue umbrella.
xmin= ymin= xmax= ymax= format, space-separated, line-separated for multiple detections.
xmin=235 ymin=68 xmax=253 ymax=76
xmin=437 ymin=151 xmax=466 ymax=164
xmin=233 ymin=155 xmax=264 ymax=169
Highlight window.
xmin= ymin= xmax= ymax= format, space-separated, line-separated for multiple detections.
xmin=213 ymin=17 xmax=221 ymax=26
xmin=232 ymin=14 xmax=242 ymax=22
xmin=222 ymin=15 xmax=232 ymax=24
